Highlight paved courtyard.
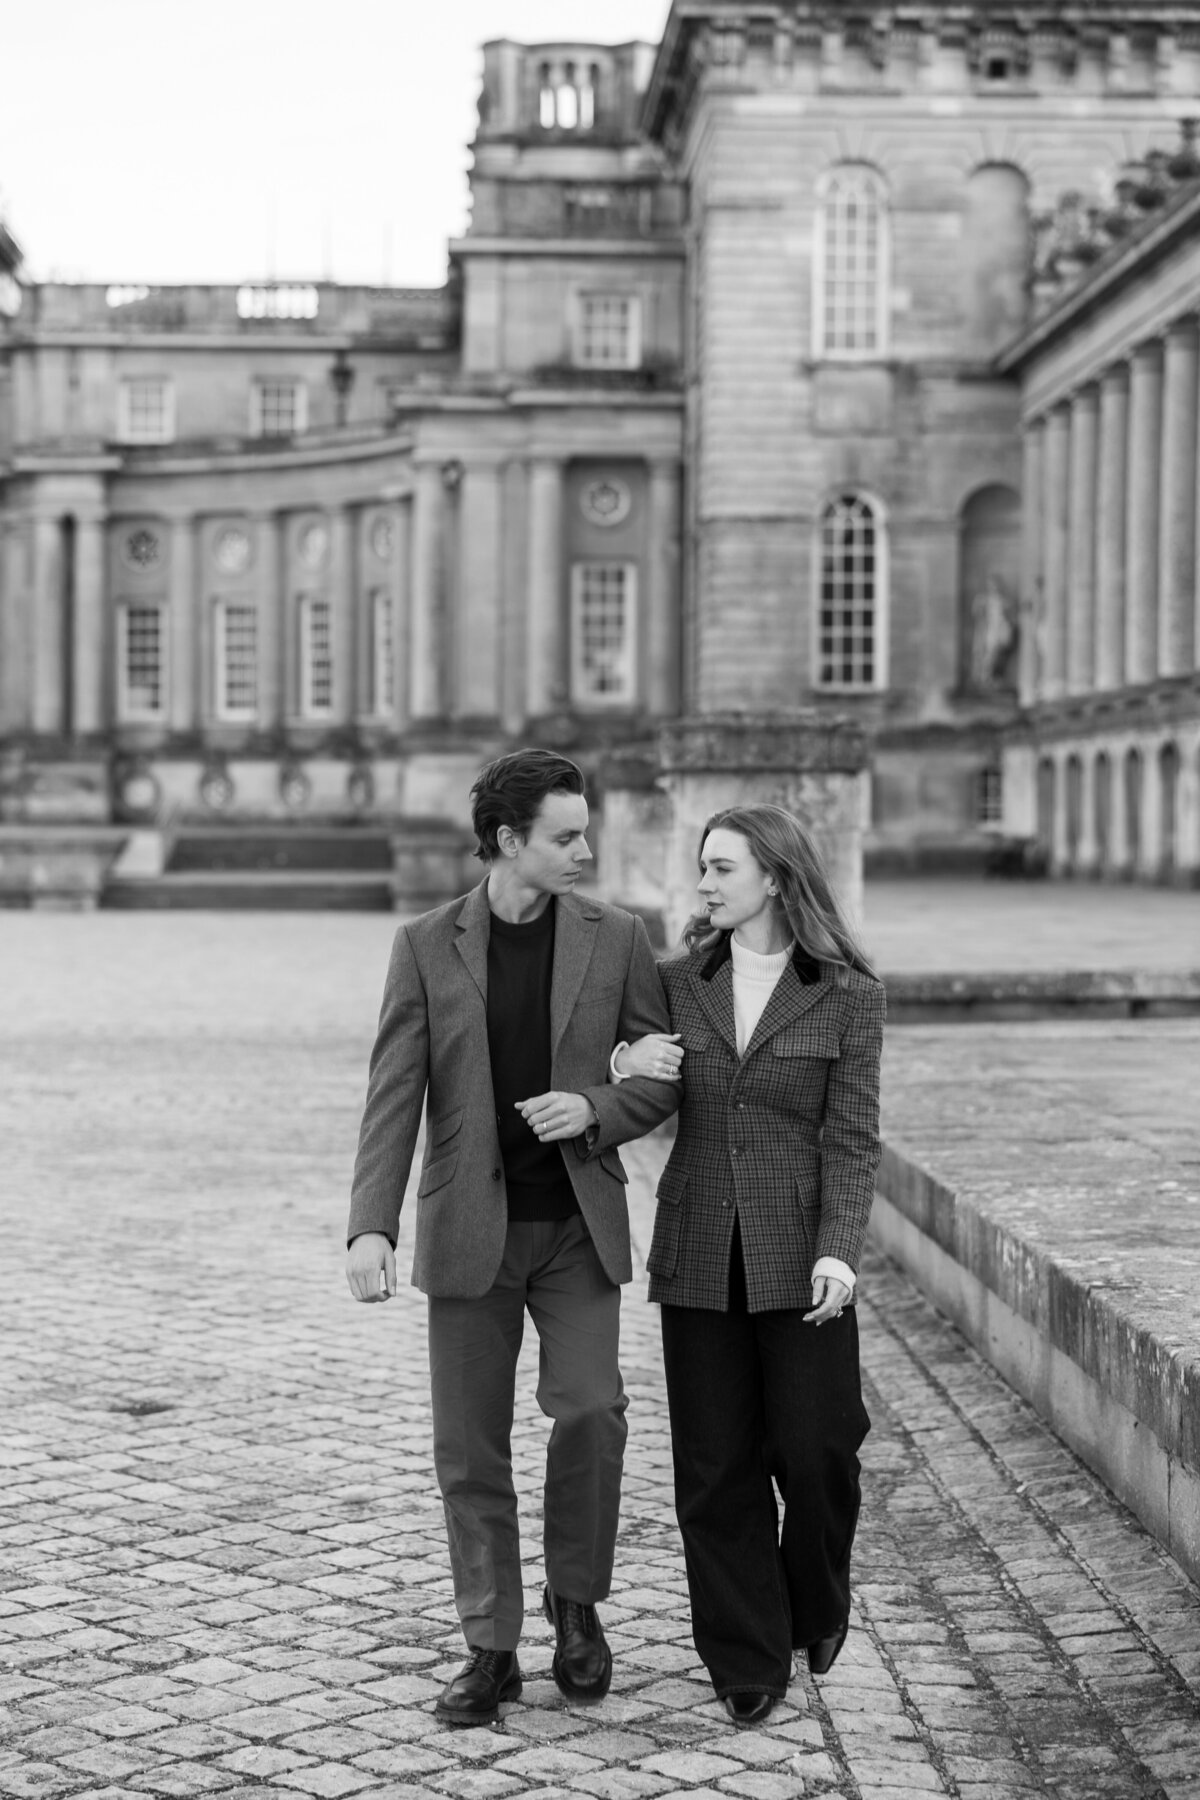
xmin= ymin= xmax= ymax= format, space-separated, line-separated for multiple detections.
xmin=2 ymin=910 xmax=1199 ymax=1800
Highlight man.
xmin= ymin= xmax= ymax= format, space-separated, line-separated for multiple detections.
xmin=346 ymin=748 xmax=679 ymax=1726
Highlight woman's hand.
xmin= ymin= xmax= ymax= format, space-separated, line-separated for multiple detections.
xmin=615 ymin=1032 xmax=684 ymax=1081
xmin=804 ymin=1275 xmax=851 ymax=1326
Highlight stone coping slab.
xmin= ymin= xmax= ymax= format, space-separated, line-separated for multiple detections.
xmin=876 ymin=1018 xmax=1200 ymax=1581
xmin=883 ymin=967 xmax=1200 ymax=1019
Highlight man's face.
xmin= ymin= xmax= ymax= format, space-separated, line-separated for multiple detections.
xmin=506 ymin=791 xmax=593 ymax=894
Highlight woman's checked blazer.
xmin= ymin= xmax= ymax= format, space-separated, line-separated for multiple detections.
xmin=647 ymin=934 xmax=886 ymax=1314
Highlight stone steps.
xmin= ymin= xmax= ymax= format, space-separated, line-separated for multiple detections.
xmin=104 ymin=869 xmax=394 ymax=910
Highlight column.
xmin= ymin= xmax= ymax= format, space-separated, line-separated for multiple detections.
xmin=168 ymin=516 xmax=197 ymax=731
xmin=1157 ymin=317 xmax=1198 ymax=676
xmin=31 ymin=515 xmax=64 ymax=734
xmin=71 ymin=516 xmax=106 ymax=736
xmin=1050 ymin=751 xmax=1070 ymax=874
xmin=0 ymin=522 xmax=27 ymax=729
xmin=1066 ymin=385 xmax=1099 ymax=693
xmin=329 ymin=504 xmax=354 ymax=723
xmin=1109 ymin=744 xmax=1130 ymax=877
xmin=526 ymin=457 xmax=564 ymax=719
xmin=1042 ymin=405 xmax=1070 ymax=699
xmin=254 ymin=512 xmax=282 ymax=728
xmin=456 ymin=464 xmax=502 ymax=719
xmin=1076 ymin=752 xmax=1099 ymax=875
xmin=1138 ymin=741 xmax=1164 ymax=878
xmin=1126 ymin=339 xmax=1163 ymax=684
xmin=1095 ymin=364 xmax=1129 ymax=690
xmin=1018 ymin=419 xmax=1044 ymax=706
xmin=646 ymin=459 xmax=682 ymax=716
xmin=409 ymin=462 xmax=442 ymax=721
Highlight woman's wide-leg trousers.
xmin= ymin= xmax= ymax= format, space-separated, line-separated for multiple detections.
xmin=659 ymin=1231 xmax=870 ymax=1698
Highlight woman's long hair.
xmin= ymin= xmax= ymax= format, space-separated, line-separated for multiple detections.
xmin=682 ymin=803 xmax=876 ymax=985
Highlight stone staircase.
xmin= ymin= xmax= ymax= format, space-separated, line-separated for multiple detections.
xmin=105 ymin=825 xmax=397 ymax=910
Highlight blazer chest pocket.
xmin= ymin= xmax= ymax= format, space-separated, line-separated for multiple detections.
xmin=418 ymin=1151 xmax=458 ymax=1197
xmin=773 ymin=1025 xmax=841 ymax=1061
xmin=647 ymin=1166 xmax=687 ymax=1279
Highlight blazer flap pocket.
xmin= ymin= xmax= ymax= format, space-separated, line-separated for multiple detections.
xmin=679 ymin=1022 xmax=713 ymax=1051
xmin=599 ymin=1148 xmax=628 ymax=1185
xmin=430 ymin=1107 xmax=464 ymax=1149
xmin=576 ymin=980 xmax=624 ymax=1008
xmin=655 ymin=1165 xmax=689 ymax=1205
xmin=774 ymin=1025 xmax=841 ymax=1060
xmin=417 ymin=1150 xmax=458 ymax=1197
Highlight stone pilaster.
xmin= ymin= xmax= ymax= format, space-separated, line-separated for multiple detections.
xmin=646 ymin=459 xmax=682 ymax=717
xmin=1095 ymin=364 xmax=1129 ymax=691
xmin=1042 ymin=405 xmax=1071 ymax=699
xmin=456 ymin=463 xmax=502 ymax=719
xmin=1066 ymin=385 xmax=1099 ymax=693
xmin=168 ymin=516 xmax=196 ymax=732
xmin=526 ymin=457 xmax=564 ymax=720
xmin=1018 ymin=420 xmax=1044 ymax=707
xmin=253 ymin=513 xmax=282 ymax=729
xmin=409 ymin=462 xmax=443 ymax=722
xmin=1157 ymin=318 xmax=1198 ymax=678
xmin=1126 ymin=341 xmax=1163 ymax=685
xmin=72 ymin=515 xmax=106 ymax=736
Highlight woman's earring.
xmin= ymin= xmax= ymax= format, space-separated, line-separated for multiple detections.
xmin=768 ymin=887 xmax=778 ymax=898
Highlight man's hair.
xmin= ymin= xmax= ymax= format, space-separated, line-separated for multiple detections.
xmin=469 ymin=749 xmax=586 ymax=862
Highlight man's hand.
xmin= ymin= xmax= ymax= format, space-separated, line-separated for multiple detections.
xmin=516 ymin=1091 xmax=599 ymax=1143
xmin=346 ymin=1232 xmax=397 ymax=1303
xmin=804 ymin=1274 xmax=851 ymax=1326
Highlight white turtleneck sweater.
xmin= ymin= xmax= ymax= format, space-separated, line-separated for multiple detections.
xmin=614 ymin=936 xmax=856 ymax=1298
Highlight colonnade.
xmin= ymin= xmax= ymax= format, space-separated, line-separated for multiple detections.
xmin=1022 ymin=726 xmax=1200 ymax=882
xmin=1022 ymin=316 xmax=1200 ymax=707
xmin=0 ymin=451 xmax=683 ymax=747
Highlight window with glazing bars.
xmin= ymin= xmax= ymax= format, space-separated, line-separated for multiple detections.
xmin=817 ymin=167 xmax=887 ymax=356
xmin=119 ymin=604 xmax=165 ymax=717
xmin=299 ymin=595 xmax=334 ymax=715
xmin=253 ymin=380 xmax=304 ymax=436
xmin=215 ymin=600 xmax=258 ymax=718
xmin=818 ymin=495 xmax=879 ymax=688
xmin=571 ymin=563 xmax=635 ymax=703
xmin=976 ymin=765 xmax=1003 ymax=825
xmin=119 ymin=378 xmax=173 ymax=443
xmin=578 ymin=295 xmax=639 ymax=368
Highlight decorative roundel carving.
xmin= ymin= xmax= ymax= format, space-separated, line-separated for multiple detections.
xmin=199 ymin=764 xmax=234 ymax=811
xmin=369 ymin=514 xmax=395 ymax=561
xmin=297 ymin=521 xmax=329 ymax=569
xmin=116 ymin=761 xmax=161 ymax=820
xmin=123 ymin=527 xmax=162 ymax=571
xmin=580 ymin=477 xmax=632 ymax=528
xmin=213 ymin=527 xmax=251 ymax=575
xmin=280 ymin=764 xmax=311 ymax=812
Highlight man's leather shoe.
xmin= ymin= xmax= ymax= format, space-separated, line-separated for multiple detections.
xmin=434 ymin=1648 xmax=522 ymax=1726
xmin=542 ymin=1584 xmax=612 ymax=1700
xmin=806 ymin=1620 xmax=848 ymax=1676
xmin=724 ymin=1690 xmax=775 ymax=1726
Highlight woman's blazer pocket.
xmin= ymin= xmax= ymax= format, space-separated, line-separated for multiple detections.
xmin=647 ymin=1165 xmax=687 ymax=1278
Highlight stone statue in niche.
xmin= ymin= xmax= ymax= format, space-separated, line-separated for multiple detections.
xmin=968 ymin=573 xmax=1019 ymax=690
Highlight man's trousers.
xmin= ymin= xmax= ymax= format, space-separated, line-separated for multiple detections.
xmin=427 ymin=1215 xmax=628 ymax=1651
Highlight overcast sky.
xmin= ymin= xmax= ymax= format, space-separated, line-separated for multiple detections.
xmin=0 ymin=1 xmax=672 ymax=289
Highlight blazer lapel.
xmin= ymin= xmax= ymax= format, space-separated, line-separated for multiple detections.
xmin=689 ymin=957 xmax=739 ymax=1056
xmin=551 ymin=892 xmax=601 ymax=1054
xmin=741 ymin=958 xmax=831 ymax=1060
xmin=452 ymin=878 xmax=492 ymax=1005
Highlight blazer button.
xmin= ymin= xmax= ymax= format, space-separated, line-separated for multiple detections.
xmin=491 ymin=1167 xmax=502 ymax=1181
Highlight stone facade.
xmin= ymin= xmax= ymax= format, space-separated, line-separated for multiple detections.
xmin=1 ymin=5 xmax=1199 ymax=889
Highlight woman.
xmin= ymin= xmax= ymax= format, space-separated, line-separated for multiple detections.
xmin=614 ymin=804 xmax=884 ymax=1725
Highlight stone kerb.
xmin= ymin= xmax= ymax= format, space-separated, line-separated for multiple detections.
xmin=871 ymin=1142 xmax=1200 ymax=1585
xmin=656 ymin=713 xmax=870 ymax=944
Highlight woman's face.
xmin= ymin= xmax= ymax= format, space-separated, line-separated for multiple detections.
xmin=697 ymin=828 xmax=775 ymax=931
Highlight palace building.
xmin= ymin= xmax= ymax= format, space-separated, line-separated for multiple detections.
xmin=1 ymin=3 xmax=1199 ymax=900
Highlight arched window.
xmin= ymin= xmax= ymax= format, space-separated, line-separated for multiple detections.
xmin=814 ymin=165 xmax=889 ymax=358
xmin=816 ymin=493 xmax=886 ymax=689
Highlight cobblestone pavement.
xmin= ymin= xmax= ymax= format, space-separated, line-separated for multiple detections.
xmin=3 ymin=916 xmax=1199 ymax=1800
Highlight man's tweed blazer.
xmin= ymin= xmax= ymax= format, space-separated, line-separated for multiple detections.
xmin=647 ymin=935 xmax=885 ymax=1314
xmin=348 ymin=880 xmax=680 ymax=1299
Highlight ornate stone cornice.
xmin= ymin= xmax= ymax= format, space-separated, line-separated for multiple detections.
xmin=658 ymin=713 xmax=871 ymax=774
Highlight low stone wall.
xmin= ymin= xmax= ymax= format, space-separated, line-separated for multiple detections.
xmin=0 ymin=828 xmax=128 ymax=909
xmin=871 ymin=1143 xmax=1200 ymax=1585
